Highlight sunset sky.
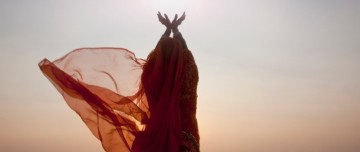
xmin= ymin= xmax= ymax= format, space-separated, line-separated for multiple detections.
xmin=1 ymin=0 xmax=360 ymax=151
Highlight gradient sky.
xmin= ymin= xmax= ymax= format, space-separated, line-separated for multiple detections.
xmin=1 ymin=0 xmax=360 ymax=152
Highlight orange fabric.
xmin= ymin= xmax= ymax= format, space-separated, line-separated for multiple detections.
xmin=39 ymin=38 xmax=199 ymax=152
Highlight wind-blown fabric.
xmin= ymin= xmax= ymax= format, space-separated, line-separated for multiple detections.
xmin=39 ymin=41 xmax=199 ymax=152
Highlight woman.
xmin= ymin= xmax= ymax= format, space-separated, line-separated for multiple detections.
xmin=39 ymin=12 xmax=199 ymax=152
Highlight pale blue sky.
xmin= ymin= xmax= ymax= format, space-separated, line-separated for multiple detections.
xmin=1 ymin=0 xmax=360 ymax=151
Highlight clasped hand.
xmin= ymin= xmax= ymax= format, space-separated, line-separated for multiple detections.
xmin=157 ymin=11 xmax=185 ymax=33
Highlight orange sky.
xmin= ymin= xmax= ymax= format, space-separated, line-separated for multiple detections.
xmin=1 ymin=0 xmax=360 ymax=151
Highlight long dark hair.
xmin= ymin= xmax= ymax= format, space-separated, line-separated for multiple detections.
xmin=132 ymin=38 xmax=187 ymax=151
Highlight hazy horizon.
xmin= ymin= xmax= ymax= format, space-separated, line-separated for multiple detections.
xmin=1 ymin=0 xmax=359 ymax=151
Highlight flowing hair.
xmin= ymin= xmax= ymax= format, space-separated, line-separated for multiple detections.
xmin=132 ymin=38 xmax=187 ymax=152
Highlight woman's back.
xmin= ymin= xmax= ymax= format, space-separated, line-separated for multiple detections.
xmin=39 ymin=12 xmax=200 ymax=152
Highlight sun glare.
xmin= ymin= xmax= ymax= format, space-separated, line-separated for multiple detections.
xmin=143 ymin=0 xmax=193 ymax=15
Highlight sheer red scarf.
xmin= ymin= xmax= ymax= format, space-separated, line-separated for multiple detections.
xmin=39 ymin=38 xmax=187 ymax=152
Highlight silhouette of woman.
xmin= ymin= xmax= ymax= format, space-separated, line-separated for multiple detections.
xmin=39 ymin=12 xmax=199 ymax=152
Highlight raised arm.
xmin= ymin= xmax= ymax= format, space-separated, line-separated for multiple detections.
xmin=157 ymin=12 xmax=189 ymax=50
xmin=157 ymin=12 xmax=171 ymax=40
xmin=172 ymin=12 xmax=188 ymax=50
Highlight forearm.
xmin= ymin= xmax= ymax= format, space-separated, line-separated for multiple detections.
xmin=173 ymin=28 xmax=188 ymax=50
xmin=160 ymin=28 xmax=171 ymax=40
xmin=157 ymin=28 xmax=171 ymax=45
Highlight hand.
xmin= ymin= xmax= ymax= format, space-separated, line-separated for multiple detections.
xmin=171 ymin=12 xmax=186 ymax=32
xmin=157 ymin=11 xmax=171 ymax=29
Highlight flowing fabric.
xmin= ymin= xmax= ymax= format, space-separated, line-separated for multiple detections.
xmin=39 ymin=48 xmax=148 ymax=151
xmin=39 ymin=39 xmax=199 ymax=152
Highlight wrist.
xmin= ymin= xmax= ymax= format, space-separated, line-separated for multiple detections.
xmin=172 ymin=27 xmax=179 ymax=33
xmin=173 ymin=31 xmax=181 ymax=37
xmin=163 ymin=28 xmax=171 ymax=37
xmin=173 ymin=29 xmax=181 ymax=36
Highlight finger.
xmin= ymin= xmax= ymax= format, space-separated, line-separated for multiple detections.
xmin=172 ymin=14 xmax=178 ymax=23
xmin=157 ymin=12 xmax=163 ymax=19
xmin=158 ymin=14 xmax=164 ymax=23
xmin=164 ymin=14 xmax=170 ymax=22
xmin=179 ymin=12 xmax=186 ymax=21
xmin=158 ymin=11 xmax=163 ymax=18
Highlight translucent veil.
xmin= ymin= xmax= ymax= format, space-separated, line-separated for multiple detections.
xmin=39 ymin=47 xmax=149 ymax=151
xmin=39 ymin=39 xmax=189 ymax=152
